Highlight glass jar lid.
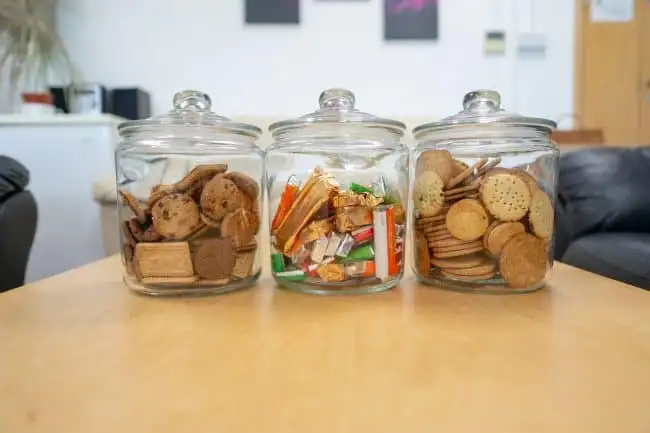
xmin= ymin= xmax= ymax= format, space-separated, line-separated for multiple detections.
xmin=118 ymin=90 xmax=262 ymax=139
xmin=269 ymin=88 xmax=406 ymax=137
xmin=412 ymin=90 xmax=557 ymax=138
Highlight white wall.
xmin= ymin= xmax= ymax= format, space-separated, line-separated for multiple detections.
xmin=57 ymin=0 xmax=575 ymax=123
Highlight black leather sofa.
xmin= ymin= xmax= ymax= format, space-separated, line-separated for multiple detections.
xmin=0 ymin=156 xmax=37 ymax=292
xmin=553 ymin=147 xmax=650 ymax=290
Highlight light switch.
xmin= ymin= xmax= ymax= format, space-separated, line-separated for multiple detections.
xmin=484 ymin=31 xmax=506 ymax=56
xmin=517 ymin=33 xmax=547 ymax=59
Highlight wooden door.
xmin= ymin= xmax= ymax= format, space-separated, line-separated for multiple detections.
xmin=641 ymin=0 xmax=650 ymax=143
xmin=575 ymin=0 xmax=646 ymax=145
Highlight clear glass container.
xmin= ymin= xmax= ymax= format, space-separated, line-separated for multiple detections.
xmin=410 ymin=90 xmax=559 ymax=294
xmin=115 ymin=90 xmax=264 ymax=296
xmin=265 ymin=88 xmax=409 ymax=295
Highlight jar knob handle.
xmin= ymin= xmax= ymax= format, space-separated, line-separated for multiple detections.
xmin=173 ymin=90 xmax=212 ymax=111
xmin=319 ymin=88 xmax=356 ymax=110
xmin=463 ymin=90 xmax=501 ymax=112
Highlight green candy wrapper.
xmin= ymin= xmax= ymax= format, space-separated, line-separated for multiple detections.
xmin=346 ymin=244 xmax=375 ymax=261
xmin=271 ymin=253 xmax=285 ymax=272
xmin=275 ymin=270 xmax=306 ymax=281
xmin=349 ymin=183 xmax=373 ymax=194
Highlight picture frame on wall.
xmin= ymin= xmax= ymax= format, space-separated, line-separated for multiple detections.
xmin=384 ymin=0 xmax=438 ymax=40
xmin=245 ymin=0 xmax=300 ymax=24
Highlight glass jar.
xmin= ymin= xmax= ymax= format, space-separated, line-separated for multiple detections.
xmin=410 ymin=90 xmax=559 ymax=294
xmin=265 ymin=88 xmax=408 ymax=295
xmin=115 ymin=90 xmax=264 ymax=296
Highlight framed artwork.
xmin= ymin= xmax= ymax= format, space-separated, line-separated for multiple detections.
xmin=384 ymin=0 xmax=438 ymax=40
xmin=245 ymin=0 xmax=300 ymax=24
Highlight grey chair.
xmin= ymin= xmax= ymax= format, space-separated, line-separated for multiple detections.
xmin=0 ymin=156 xmax=37 ymax=292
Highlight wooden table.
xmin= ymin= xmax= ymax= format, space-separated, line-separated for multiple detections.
xmin=1 ymin=256 xmax=649 ymax=433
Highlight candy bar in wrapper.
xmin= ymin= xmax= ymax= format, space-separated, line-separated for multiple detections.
xmin=276 ymin=270 xmax=306 ymax=281
xmin=351 ymin=225 xmax=373 ymax=245
xmin=335 ymin=206 xmax=373 ymax=232
xmin=345 ymin=261 xmax=376 ymax=278
xmin=333 ymin=191 xmax=363 ymax=208
xmin=325 ymin=232 xmax=343 ymax=257
xmin=347 ymin=245 xmax=375 ymax=261
xmin=373 ymin=205 xmax=399 ymax=281
xmin=317 ymin=263 xmax=347 ymax=282
xmin=307 ymin=257 xmax=334 ymax=277
xmin=335 ymin=233 xmax=355 ymax=257
xmin=299 ymin=219 xmax=334 ymax=245
xmin=350 ymin=183 xmax=373 ymax=194
xmin=291 ymin=245 xmax=311 ymax=265
xmin=311 ymin=237 xmax=329 ymax=263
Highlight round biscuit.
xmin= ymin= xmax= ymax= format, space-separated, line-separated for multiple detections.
xmin=441 ymin=269 xmax=496 ymax=281
xmin=151 ymin=193 xmax=201 ymax=240
xmin=413 ymin=170 xmax=445 ymax=217
xmin=431 ymin=254 xmax=488 ymax=269
xmin=432 ymin=244 xmax=485 ymax=259
xmin=480 ymin=172 xmax=531 ymax=221
xmin=445 ymin=199 xmax=489 ymax=242
xmin=486 ymin=222 xmax=526 ymax=256
xmin=499 ymin=233 xmax=548 ymax=289
xmin=528 ymin=189 xmax=554 ymax=239
xmin=416 ymin=150 xmax=455 ymax=183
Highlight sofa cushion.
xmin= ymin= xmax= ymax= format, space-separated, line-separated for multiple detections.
xmin=558 ymin=147 xmax=650 ymax=237
xmin=562 ymin=233 xmax=650 ymax=290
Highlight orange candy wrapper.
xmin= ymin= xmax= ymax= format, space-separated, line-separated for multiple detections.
xmin=271 ymin=175 xmax=300 ymax=231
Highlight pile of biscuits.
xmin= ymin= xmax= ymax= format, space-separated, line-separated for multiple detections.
xmin=413 ymin=150 xmax=553 ymax=289
xmin=119 ymin=164 xmax=261 ymax=288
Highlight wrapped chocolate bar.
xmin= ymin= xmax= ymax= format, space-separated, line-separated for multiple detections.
xmin=335 ymin=206 xmax=373 ymax=232
xmin=265 ymin=88 xmax=408 ymax=295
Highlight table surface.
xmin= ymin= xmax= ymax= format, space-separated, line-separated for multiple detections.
xmin=1 ymin=256 xmax=649 ymax=433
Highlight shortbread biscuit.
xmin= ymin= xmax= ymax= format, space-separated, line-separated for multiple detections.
xmin=193 ymin=238 xmax=236 ymax=280
xmin=426 ymin=232 xmax=455 ymax=242
xmin=476 ymin=157 xmax=502 ymax=177
xmin=429 ymin=237 xmax=477 ymax=249
xmin=416 ymin=149 xmax=455 ymax=183
xmin=453 ymin=159 xmax=469 ymax=175
xmin=141 ymin=276 xmax=199 ymax=285
xmin=441 ymin=269 xmax=495 ymax=281
xmin=232 ymin=251 xmax=256 ymax=279
xmin=446 ymin=158 xmax=488 ymax=189
xmin=480 ymin=172 xmax=531 ymax=221
xmin=134 ymin=242 xmax=194 ymax=278
xmin=220 ymin=208 xmax=256 ymax=249
xmin=528 ymin=189 xmax=554 ymax=239
xmin=499 ymin=233 xmax=547 ymax=289
xmin=415 ymin=231 xmax=431 ymax=276
xmin=200 ymin=174 xmax=246 ymax=222
xmin=432 ymin=244 xmax=484 ymax=259
xmin=413 ymin=170 xmax=445 ymax=217
xmin=416 ymin=214 xmax=447 ymax=226
xmin=441 ymin=262 xmax=496 ymax=276
xmin=444 ymin=179 xmax=480 ymax=197
xmin=119 ymin=189 xmax=147 ymax=223
xmin=224 ymin=171 xmax=260 ymax=200
xmin=486 ymin=222 xmax=526 ymax=256
xmin=445 ymin=199 xmax=489 ymax=242
xmin=431 ymin=240 xmax=483 ymax=253
xmin=151 ymin=193 xmax=201 ymax=240
xmin=431 ymin=253 xmax=488 ymax=269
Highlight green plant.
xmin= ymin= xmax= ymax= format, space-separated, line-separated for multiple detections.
xmin=0 ymin=0 xmax=73 ymax=93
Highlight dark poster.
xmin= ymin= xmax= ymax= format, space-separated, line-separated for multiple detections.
xmin=245 ymin=0 xmax=300 ymax=24
xmin=384 ymin=0 xmax=438 ymax=40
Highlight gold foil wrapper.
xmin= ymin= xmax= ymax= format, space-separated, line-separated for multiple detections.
xmin=361 ymin=193 xmax=383 ymax=208
xmin=393 ymin=203 xmax=406 ymax=225
xmin=299 ymin=219 xmax=334 ymax=245
xmin=333 ymin=191 xmax=383 ymax=209
xmin=317 ymin=263 xmax=347 ymax=282
xmin=335 ymin=206 xmax=374 ymax=232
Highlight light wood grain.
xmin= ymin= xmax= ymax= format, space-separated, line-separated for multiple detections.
xmin=1 ymin=256 xmax=650 ymax=433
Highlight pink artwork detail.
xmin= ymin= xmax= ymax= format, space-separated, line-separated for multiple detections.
xmin=390 ymin=0 xmax=437 ymax=13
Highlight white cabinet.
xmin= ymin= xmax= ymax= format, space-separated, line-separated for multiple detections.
xmin=0 ymin=114 xmax=122 ymax=282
